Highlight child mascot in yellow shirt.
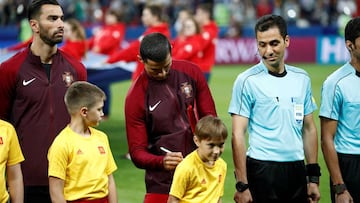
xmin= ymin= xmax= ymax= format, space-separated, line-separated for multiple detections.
xmin=0 ymin=119 xmax=24 ymax=203
xmin=48 ymin=81 xmax=118 ymax=203
xmin=168 ymin=115 xmax=228 ymax=203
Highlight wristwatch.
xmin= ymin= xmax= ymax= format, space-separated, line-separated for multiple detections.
xmin=332 ymin=183 xmax=347 ymax=195
xmin=236 ymin=181 xmax=249 ymax=192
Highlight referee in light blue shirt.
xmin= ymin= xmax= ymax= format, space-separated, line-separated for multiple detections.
xmin=229 ymin=14 xmax=321 ymax=203
xmin=320 ymin=17 xmax=360 ymax=203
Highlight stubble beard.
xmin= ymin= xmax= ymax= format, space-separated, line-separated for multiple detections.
xmin=39 ymin=29 xmax=63 ymax=47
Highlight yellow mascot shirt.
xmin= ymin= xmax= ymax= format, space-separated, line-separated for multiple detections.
xmin=48 ymin=126 xmax=117 ymax=201
xmin=0 ymin=120 xmax=24 ymax=203
xmin=169 ymin=150 xmax=227 ymax=203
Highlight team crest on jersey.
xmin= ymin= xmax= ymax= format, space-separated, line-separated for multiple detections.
xmin=62 ymin=72 xmax=74 ymax=87
xmin=180 ymin=82 xmax=192 ymax=98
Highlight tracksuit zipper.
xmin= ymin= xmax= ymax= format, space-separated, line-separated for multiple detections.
xmin=164 ymin=83 xmax=189 ymax=152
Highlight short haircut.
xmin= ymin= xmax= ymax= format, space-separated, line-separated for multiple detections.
xmin=194 ymin=115 xmax=228 ymax=141
xmin=64 ymin=81 xmax=106 ymax=115
xmin=255 ymin=14 xmax=288 ymax=40
xmin=27 ymin=0 xmax=60 ymax=20
xmin=345 ymin=17 xmax=360 ymax=43
xmin=140 ymin=32 xmax=171 ymax=63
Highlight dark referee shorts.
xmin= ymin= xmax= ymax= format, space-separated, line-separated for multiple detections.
xmin=246 ymin=156 xmax=308 ymax=203
xmin=330 ymin=153 xmax=360 ymax=203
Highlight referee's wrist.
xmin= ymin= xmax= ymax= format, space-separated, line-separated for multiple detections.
xmin=306 ymin=163 xmax=321 ymax=176
xmin=235 ymin=181 xmax=249 ymax=192
xmin=307 ymin=176 xmax=320 ymax=184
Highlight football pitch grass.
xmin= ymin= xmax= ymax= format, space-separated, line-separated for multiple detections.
xmin=100 ymin=63 xmax=339 ymax=202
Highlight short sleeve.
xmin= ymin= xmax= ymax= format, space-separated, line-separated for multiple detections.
xmin=48 ymin=136 xmax=68 ymax=180
xmin=169 ymin=161 xmax=189 ymax=198
xmin=7 ymin=124 xmax=24 ymax=166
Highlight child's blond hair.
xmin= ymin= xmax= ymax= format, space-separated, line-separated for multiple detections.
xmin=194 ymin=115 xmax=228 ymax=141
xmin=64 ymin=81 xmax=106 ymax=115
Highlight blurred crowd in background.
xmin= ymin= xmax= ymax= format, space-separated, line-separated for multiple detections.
xmin=1 ymin=0 xmax=359 ymax=37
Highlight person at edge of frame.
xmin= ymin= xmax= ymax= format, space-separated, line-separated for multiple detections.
xmin=228 ymin=14 xmax=321 ymax=203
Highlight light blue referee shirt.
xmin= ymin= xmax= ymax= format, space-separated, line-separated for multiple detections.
xmin=228 ymin=62 xmax=317 ymax=162
xmin=319 ymin=62 xmax=360 ymax=154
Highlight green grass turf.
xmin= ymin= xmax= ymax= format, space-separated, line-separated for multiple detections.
xmin=99 ymin=63 xmax=339 ymax=202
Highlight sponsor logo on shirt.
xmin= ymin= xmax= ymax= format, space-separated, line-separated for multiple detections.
xmin=22 ymin=78 xmax=36 ymax=86
xmin=0 ymin=137 xmax=3 ymax=144
xmin=98 ymin=146 xmax=105 ymax=154
xmin=149 ymin=100 xmax=161 ymax=112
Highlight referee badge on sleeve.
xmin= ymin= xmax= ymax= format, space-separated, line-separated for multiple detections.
xmin=294 ymin=104 xmax=304 ymax=124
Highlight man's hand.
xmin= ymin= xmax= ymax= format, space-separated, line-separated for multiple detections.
xmin=234 ymin=189 xmax=253 ymax=203
xmin=307 ymin=182 xmax=320 ymax=203
xmin=335 ymin=190 xmax=353 ymax=203
xmin=163 ymin=152 xmax=183 ymax=170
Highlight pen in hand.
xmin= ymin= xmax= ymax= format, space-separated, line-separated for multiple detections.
xmin=161 ymin=146 xmax=183 ymax=171
xmin=160 ymin=147 xmax=172 ymax=153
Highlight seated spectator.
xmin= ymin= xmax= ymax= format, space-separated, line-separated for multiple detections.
xmin=60 ymin=18 xmax=87 ymax=61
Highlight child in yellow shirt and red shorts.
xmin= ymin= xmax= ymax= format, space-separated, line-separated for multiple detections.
xmin=48 ymin=81 xmax=118 ymax=203
xmin=168 ymin=115 xmax=228 ymax=203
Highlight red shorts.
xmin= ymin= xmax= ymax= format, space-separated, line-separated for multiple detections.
xmin=144 ymin=193 xmax=169 ymax=203
xmin=68 ymin=196 xmax=108 ymax=203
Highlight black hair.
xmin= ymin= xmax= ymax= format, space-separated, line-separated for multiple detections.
xmin=345 ymin=17 xmax=360 ymax=43
xmin=255 ymin=14 xmax=288 ymax=39
xmin=28 ymin=0 xmax=60 ymax=20
xmin=140 ymin=33 xmax=171 ymax=63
